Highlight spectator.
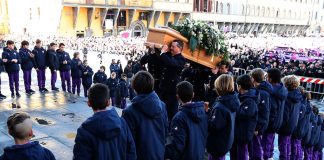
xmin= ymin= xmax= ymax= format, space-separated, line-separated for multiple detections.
xmin=93 ymin=66 xmax=107 ymax=84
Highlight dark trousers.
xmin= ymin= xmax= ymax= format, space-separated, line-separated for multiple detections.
xmin=160 ymin=90 xmax=178 ymax=121
xmin=8 ymin=72 xmax=19 ymax=94
xmin=60 ymin=71 xmax=71 ymax=92
xmin=248 ymin=134 xmax=263 ymax=160
xmin=72 ymin=77 xmax=81 ymax=95
xmin=230 ymin=142 xmax=249 ymax=160
xmin=262 ymin=133 xmax=275 ymax=159
xmin=37 ymin=69 xmax=46 ymax=89
xmin=83 ymin=85 xmax=90 ymax=97
xmin=23 ymin=70 xmax=32 ymax=92
xmin=208 ymin=154 xmax=225 ymax=160
xmin=51 ymin=70 xmax=57 ymax=89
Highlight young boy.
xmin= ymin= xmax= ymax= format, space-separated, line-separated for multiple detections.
xmin=47 ymin=43 xmax=60 ymax=91
xmin=122 ymin=71 xmax=168 ymax=160
xmin=32 ymin=39 xmax=48 ymax=93
xmin=262 ymin=68 xmax=288 ymax=160
xmin=71 ymin=52 xmax=83 ymax=96
xmin=81 ymin=60 xmax=93 ymax=97
xmin=278 ymin=75 xmax=303 ymax=160
xmin=93 ymin=66 xmax=107 ymax=84
xmin=115 ymin=74 xmax=128 ymax=109
xmin=165 ymin=81 xmax=208 ymax=160
xmin=19 ymin=40 xmax=35 ymax=95
xmin=0 ymin=112 xmax=55 ymax=160
xmin=106 ymin=72 xmax=118 ymax=106
xmin=57 ymin=43 xmax=72 ymax=93
xmin=231 ymin=74 xmax=258 ymax=160
xmin=249 ymin=68 xmax=272 ymax=160
xmin=73 ymin=84 xmax=136 ymax=159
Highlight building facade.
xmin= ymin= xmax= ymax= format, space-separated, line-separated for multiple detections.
xmin=0 ymin=0 xmax=323 ymax=36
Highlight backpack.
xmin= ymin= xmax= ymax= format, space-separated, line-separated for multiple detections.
xmin=207 ymin=102 xmax=236 ymax=157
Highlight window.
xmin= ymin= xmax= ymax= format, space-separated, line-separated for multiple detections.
xmin=257 ymin=6 xmax=260 ymax=16
xmin=117 ymin=11 xmax=126 ymax=26
xmin=219 ymin=3 xmax=223 ymax=14
xmin=242 ymin=5 xmax=245 ymax=15
xmin=227 ymin=3 xmax=230 ymax=14
xmin=315 ymin=12 xmax=317 ymax=20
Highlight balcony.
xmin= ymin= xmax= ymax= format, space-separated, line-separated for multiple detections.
xmin=62 ymin=0 xmax=153 ymax=8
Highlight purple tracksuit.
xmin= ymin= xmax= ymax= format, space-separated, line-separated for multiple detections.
xmin=71 ymin=58 xmax=82 ymax=95
xmin=19 ymin=48 xmax=34 ymax=93
xmin=2 ymin=47 xmax=21 ymax=94
xmin=47 ymin=49 xmax=59 ymax=89
xmin=291 ymin=139 xmax=303 ymax=160
xmin=8 ymin=72 xmax=19 ymax=93
xmin=37 ymin=69 xmax=46 ymax=89
xmin=57 ymin=50 xmax=71 ymax=93
xmin=208 ymin=155 xmax=225 ymax=160
xmin=32 ymin=46 xmax=47 ymax=90
xmin=304 ymin=147 xmax=313 ymax=160
xmin=23 ymin=70 xmax=32 ymax=92
xmin=60 ymin=71 xmax=71 ymax=92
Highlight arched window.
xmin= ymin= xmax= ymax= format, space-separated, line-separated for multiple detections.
xmin=257 ymin=6 xmax=260 ymax=16
xmin=251 ymin=5 xmax=255 ymax=16
xmin=215 ymin=1 xmax=218 ymax=13
xmin=272 ymin=8 xmax=275 ymax=17
xmin=261 ymin=7 xmax=265 ymax=16
xmin=283 ymin=9 xmax=286 ymax=18
xmin=266 ymin=7 xmax=270 ymax=17
xmin=242 ymin=5 xmax=245 ymax=15
xmin=219 ymin=3 xmax=223 ymax=14
xmin=246 ymin=5 xmax=250 ymax=15
xmin=288 ymin=10 xmax=292 ymax=18
xmin=227 ymin=3 xmax=230 ymax=14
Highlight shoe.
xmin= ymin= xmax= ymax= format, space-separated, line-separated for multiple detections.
xmin=11 ymin=93 xmax=15 ymax=98
xmin=16 ymin=93 xmax=21 ymax=97
xmin=40 ymin=89 xmax=45 ymax=93
xmin=52 ymin=87 xmax=59 ymax=91
xmin=43 ymin=88 xmax=49 ymax=92
xmin=26 ymin=91 xmax=32 ymax=95
xmin=0 ymin=93 xmax=6 ymax=99
xmin=29 ymin=89 xmax=35 ymax=93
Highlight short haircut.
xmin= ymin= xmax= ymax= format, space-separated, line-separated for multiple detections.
xmin=36 ymin=39 xmax=41 ymax=44
xmin=132 ymin=71 xmax=154 ymax=94
xmin=172 ymin=39 xmax=184 ymax=49
xmin=100 ymin=66 xmax=105 ymax=71
xmin=21 ymin=40 xmax=29 ymax=47
xmin=73 ymin=52 xmax=80 ymax=58
xmin=59 ymin=43 xmax=65 ymax=47
xmin=218 ymin=60 xmax=231 ymax=68
xmin=111 ymin=72 xmax=116 ymax=77
xmin=313 ymin=105 xmax=319 ymax=115
xmin=121 ymin=73 xmax=127 ymax=78
xmin=50 ymin=42 xmax=56 ymax=47
xmin=7 ymin=112 xmax=32 ymax=140
xmin=214 ymin=74 xmax=234 ymax=96
xmin=282 ymin=75 xmax=299 ymax=91
xmin=6 ymin=40 xmax=14 ymax=45
xmin=250 ymin=68 xmax=265 ymax=83
xmin=88 ymin=84 xmax=110 ymax=110
xmin=267 ymin=68 xmax=282 ymax=83
xmin=237 ymin=74 xmax=253 ymax=90
xmin=176 ymin=81 xmax=194 ymax=103
xmin=297 ymin=86 xmax=311 ymax=100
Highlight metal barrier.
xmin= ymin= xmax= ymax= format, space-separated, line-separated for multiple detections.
xmin=232 ymin=67 xmax=324 ymax=103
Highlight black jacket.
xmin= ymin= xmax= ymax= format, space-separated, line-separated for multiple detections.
xmin=2 ymin=47 xmax=21 ymax=73
xmin=47 ymin=49 xmax=60 ymax=71
xmin=57 ymin=50 xmax=71 ymax=71
xmin=81 ymin=66 xmax=93 ymax=87
xmin=71 ymin=58 xmax=83 ymax=78
xmin=32 ymin=46 xmax=47 ymax=69
xmin=19 ymin=48 xmax=34 ymax=71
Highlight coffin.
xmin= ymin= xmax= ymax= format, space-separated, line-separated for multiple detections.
xmin=145 ymin=27 xmax=222 ymax=68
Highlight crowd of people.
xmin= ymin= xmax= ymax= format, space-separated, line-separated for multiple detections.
xmin=0 ymin=37 xmax=323 ymax=160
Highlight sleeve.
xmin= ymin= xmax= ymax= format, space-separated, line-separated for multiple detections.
xmin=19 ymin=51 xmax=29 ymax=63
xmin=165 ymin=115 xmax=187 ymax=160
xmin=44 ymin=148 xmax=56 ymax=160
xmin=32 ymin=50 xmax=38 ymax=68
xmin=208 ymin=107 xmax=227 ymax=131
xmin=73 ymin=129 xmax=94 ymax=160
xmin=88 ymin=68 xmax=94 ymax=77
xmin=160 ymin=53 xmax=185 ymax=69
xmin=122 ymin=110 xmax=136 ymax=140
xmin=140 ymin=54 xmax=149 ymax=65
xmin=66 ymin=54 xmax=71 ymax=64
xmin=124 ymin=119 xmax=137 ymax=160
xmin=238 ymin=100 xmax=258 ymax=120
xmin=93 ymin=73 xmax=98 ymax=83
xmin=48 ymin=53 xmax=54 ymax=69
xmin=2 ymin=52 xmax=10 ymax=64
xmin=71 ymin=60 xmax=77 ymax=70
xmin=16 ymin=51 xmax=21 ymax=64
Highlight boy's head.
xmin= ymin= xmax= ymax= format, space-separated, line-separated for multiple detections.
xmin=59 ymin=43 xmax=65 ymax=51
xmin=176 ymin=81 xmax=194 ymax=103
xmin=297 ymin=86 xmax=311 ymax=100
xmin=6 ymin=40 xmax=15 ymax=50
xmin=73 ymin=52 xmax=80 ymax=59
xmin=88 ymin=84 xmax=110 ymax=111
xmin=99 ymin=66 xmax=105 ymax=72
xmin=50 ymin=42 xmax=57 ymax=50
xmin=132 ymin=71 xmax=154 ymax=95
xmin=121 ymin=73 xmax=127 ymax=80
xmin=36 ymin=39 xmax=42 ymax=47
xmin=214 ymin=74 xmax=234 ymax=96
xmin=7 ymin=112 xmax=33 ymax=141
xmin=21 ymin=40 xmax=29 ymax=49
xmin=111 ymin=72 xmax=116 ymax=78
xmin=282 ymin=75 xmax=299 ymax=91
xmin=237 ymin=74 xmax=253 ymax=92
xmin=250 ymin=68 xmax=265 ymax=84
xmin=267 ymin=68 xmax=281 ymax=84
xmin=83 ymin=60 xmax=88 ymax=66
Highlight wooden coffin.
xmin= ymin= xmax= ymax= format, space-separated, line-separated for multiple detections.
xmin=145 ymin=27 xmax=222 ymax=69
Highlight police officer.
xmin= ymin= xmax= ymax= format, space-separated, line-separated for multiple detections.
xmin=159 ymin=39 xmax=186 ymax=121
xmin=140 ymin=46 xmax=163 ymax=96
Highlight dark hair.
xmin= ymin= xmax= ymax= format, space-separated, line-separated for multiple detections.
xmin=218 ymin=60 xmax=230 ymax=68
xmin=6 ymin=40 xmax=14 ymax=45
xmin=21 ymin=40 xmax=29 ymax=47
xmin=132 ymin=71 xmax=154 ymax=94
xmin=73 ymin=52 xmax=80 ymax=58
xmin=50 ymin=42 xmax=56 ymax=47
xmin=312 ymin=105 xmax=319 ymax=115
xmin=172 ymin=39 xmax=184 ymax=49
xmin=88 ymin=84 xmax=110 ymax=110
xmin=267 ymin=68 xmax=282 ymax=83
xmin=250 ymin=68 xmax=265 ymax=83
xmin=237 ymin=74 xmax=253 ymax=90
xmin=36 ymin=39 xmax=41 ymax=44
xmin=176 ymin=81 xmax=194 ymax=103
xmin=59 ymin=43 xmax=65 ymax=47
xmin=7 ymin=112 xmax=31 ymax=140
xmin=121 ymin=73 xmax=127 ymax=78
xmin=100 ymin=66 xmax=105 ymax=71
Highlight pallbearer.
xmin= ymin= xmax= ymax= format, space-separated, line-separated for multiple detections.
xmin=57 ymin=43 xmax=72 ymax=93
xmin=18 ymin=40 xmax=35 ymax=95
xmin=47 ymin=43 xmax=60 ymax=91
xmin=2 ymin=40 xmax=21 ymax=98
xmin=32 ymin=39 xmax=48 ymax=92
xmin=71 ymin=52 xmax=82 ymax=96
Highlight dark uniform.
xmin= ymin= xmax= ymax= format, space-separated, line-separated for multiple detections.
xmin=47 ymin=49 xmax=60 ymax=90
xmin=159 ymin=52 xmax=185 ymax=121
xmin=2 ymin=47 xmax=21 ymax=96
xmin=81 ymin=65 xmax=93 ymax=97
xmin=57 ymin=50 xmax=72 ymax=93
xmin=32 ymin=46 xmax=47 ymax=91
xmin=140 ymin=48 xmax=163 ymax=95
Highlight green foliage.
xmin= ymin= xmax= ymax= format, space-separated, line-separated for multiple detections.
xmin=172 ymin=18 xmax=229 ymax=61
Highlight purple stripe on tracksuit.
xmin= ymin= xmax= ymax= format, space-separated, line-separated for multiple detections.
xmin=230 ymin=143 xmax=248 ymax=160
xmin=262 ymin=133 xmax=275 ymax=159
xmin=208 ymin=154 xmax=225 ymax=160
xmin=23 ymin=70 xmax=32 ymax=92
xmin=37 ymin=69 xmax=46 ymax=89
xmin=278 ymin=135 xmax=291 ymax=160
xmin=303 ymin=146 xmax=313 ymax=160
xmin=8 ymin=72 xmax=19 ymax=93
xmin=249 ymin=135 xmax=263 ymax=160
xmin=72 ymin=77 xmax=81 ymax=94
xmin=60 ymin=71 xmax=71 ymax=92
xmin=51 ymin=70 xmax=57 ymax=89
xmin=290 ymin=138 xmax=302 ymax=160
